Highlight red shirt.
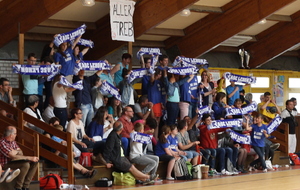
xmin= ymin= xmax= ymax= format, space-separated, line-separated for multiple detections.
xmin=118 ymin=115 xmax=134 ymax=138
xmin=198 ymin=124 xmax=226 ymax=149
xmin=0 ymin=138 xmax=19 ymax=166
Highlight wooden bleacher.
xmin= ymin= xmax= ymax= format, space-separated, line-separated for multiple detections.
xmin=0 ymin=100 xmax=75 ymax=187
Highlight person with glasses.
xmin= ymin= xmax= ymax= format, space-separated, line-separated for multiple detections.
xmin=118 ymin=106 xmax=135 ymax=156
xmin=67 ymin=108 xmax=95 ymax=153
xmin=0 ymin=78 xmax=14 ymax=105
xmin=22 ymin=53 xmax=39 ymax=108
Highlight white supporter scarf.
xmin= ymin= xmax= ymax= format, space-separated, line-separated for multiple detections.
xmin=208 ymin=119 xmax=242 ymax=130
xmin=128 ymin=68 xmax=148 ymax=83
xmin=168 ymin=67 xmax=199 ymax=75
xmin=130 ymin=132 xmax=152 ymax=144
xmin=228 ymin=129 xmax=251 ymax=144
xmin=267 ymin=114 xmax=282 ymax=134
xmin=172 ymin=56 xmax=208 ymax=67
xmin=223 ymin=72 xmax=256 ymax=84
xmin=110 ymin=0 xmax=136 ymax=42
xmin=59 ymin=76 xmax=83 ymax=90
xmin=100 ymin=81 xmax=122 ymax=101
xmin=225 ymin=102 xmax=257 ymax=117
xmin=54 ymin=24 xmax=86 ymax=47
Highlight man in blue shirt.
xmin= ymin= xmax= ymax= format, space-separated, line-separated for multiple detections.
xmin=226 ymin=81 xmax=245 ymax=106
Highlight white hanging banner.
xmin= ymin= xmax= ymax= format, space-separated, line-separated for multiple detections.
xmin=110 ymin=0 xmax=136 ymax=42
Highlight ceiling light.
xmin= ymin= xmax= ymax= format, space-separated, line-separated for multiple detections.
xmin=180 ymin=9 xmax=191 ymax=17
xmin=81 ymin=0 xmax=95 ymax=7
xmin=258 ymin=19 xmax=267 ymax=24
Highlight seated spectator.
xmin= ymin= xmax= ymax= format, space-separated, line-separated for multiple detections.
xmin=0 ymin=78 xmax=14 ymax=105
xmin=107 ymin=97 xmax=122 ymax=120
xmin=133 ymin=95 xmax=154 ymax=122
xmin=67 ymin=108 xmax=95 ymax=153
xmin=155 ymin=125 xmax=179 ymax=180
xmin=0 ymin=126 xmax=39 ymax=190
xmin=51 ymin=124 xmax=97 ymax=178
xmin=144 ymin=118 xmax=158 ymax=146
xmin=23 ymin=95 xmax=44 ymax=134
xmin=86 ymin=106 xmax=114 ymax=141
xmin=198 ymin=114 xmax=233 ymax=175
xmin=102 ymin=121 xmax=153 ymax=185
xmin=177 ymin=120 xmax=201 ymax=166
xmin=212 ymin=92 xmax=229 ymax=120
xmin=118 ymin=106 xmax=135 ymax=156
xmin=167 ymin=125 xmax=189 ymax=160
xmin=42 ymin=96 xmax=55 ymax=124
xmin=129 ymin=122 xmax=159 ymax=182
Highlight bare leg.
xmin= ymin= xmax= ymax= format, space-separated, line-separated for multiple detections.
xmin=154 ymin=117 xmax=160 ymax=140
xmin=192 ymin=156 xmax=199 ymax=166
xmin=129 ymin=165 xmax=150 ymax=181
xmin=166 ymin=158 xmax=175 ymax=178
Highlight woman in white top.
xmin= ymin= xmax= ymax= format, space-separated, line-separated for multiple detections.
xmin=24 ymin=95 xmax=45 ymax=134
xmin=52 ymin=74 xmax=76 ymax=129
xmin=67 ymin=108 xmax=95 ymax=153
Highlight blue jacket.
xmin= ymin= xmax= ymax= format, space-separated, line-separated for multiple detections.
xmin=164 ymin=76 xmax=190 ymax=97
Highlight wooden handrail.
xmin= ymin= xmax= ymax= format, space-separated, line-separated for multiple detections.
xmin=0 ymin=100 xmax=74 ymax=183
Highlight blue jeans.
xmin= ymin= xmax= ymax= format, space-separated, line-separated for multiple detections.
xmin=121 ymin=137 xmax=130 ymax=156
xmin=189 ymin=101 xmax=198 ymax=118
xmin=250 ymin=146 xmax=266 ymax=169
xmin=166 ymin=101 xmax=179 ymax=125
xmin=80 ymin=103 xmax=94 ymax=128
xmin=207 ymin=148 xmax=226 ymax=171
xmin=54 ymin=107 xmax=68 ymax=130
xmin=224 ymin=147 xmax=238 ymax=168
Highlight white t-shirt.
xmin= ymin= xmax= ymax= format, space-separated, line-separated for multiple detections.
xmin=52 ymin=81 xmax=67 ymax=108
xmin=67 ymin=120 xmax=86 ymax=141
xmin=129 ymin=139 xmax=144 ymax=160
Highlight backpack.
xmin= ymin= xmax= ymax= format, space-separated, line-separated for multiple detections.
xmin=40 ymin=173 xmax=63 ymax=189
xmin=226 ymin=158 xmax=235 ymax=172
xmin=173 ymin=158 xmax=193 ymax=180
xmin=289 ymin=153 xmax=300 ymax=165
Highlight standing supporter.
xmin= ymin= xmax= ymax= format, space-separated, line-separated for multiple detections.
xmin=23 ymin=95 xmax=45 ymax=134
xmin=133 ymin=95 xmax=154 ymax=122
xmin=107 ymin=97 xmax=122 ymax=120
xmin=199 ymin=70 xmax=216 ymax=107
xmin=91 ymin=77 xmax=103 ymax=112
xmin=54 ymin=35 xmax=81 ymax=108
xmin=118 ymin=68 xmax=139 ymax=107
xmin=86 ymin=106 xmax=114 ymax=141
xmin=118 ymin=106 xmax=135 ymax=155
xmin=52 ymin=74 xmax=76 ymax=128
xmin=141 ymin=57 xmax=151 ymax=96
xmin=198 ymin=114 xmax=233 ymax=175
xmin=129 ymin=123 xmax=159 ymax=182
xmin=0 ymin=78 xmax=14 ymax=105
xmin=245 ymin=114 xmax=269 ymax=172
xmin=0 ymin=126 xmax=39 ymax=190
xmin=111 ymin=53 xmax=131 ymax=87
xmin=102 ymin=121 xmax=153 ymax=185
xmin=67 ymin=108 xmax=95 ymax=153
xmin=281 ymin=99 xmax=298 ymax=153
xmin=189 ymin=75 xmax=199 ymax=118
xmin=148 ymin=68 xmax=163 ymax=139
xmin=156 ymin=55 xmax=168 ymax=108
xmin=164 ymin=72 xmax=193 ymax=125
xmin=73 ymin=45 xmax=89 ymax=62
xmin=226 ymin=80 xmax=246 ymax=106
xmin=244 ymin=93 xmax=253 ymax=105
xmin=99 ymin=70 xmax=114 ymax=87
xmin=216 ymin=78 xmax=226 ymax=94
xmin=179 ymin=74 xmax=195 ymax=120
xmin=259 ymin=93 xmax=281 ymax=124
xmin=22 ymin=53 xmax=38 ymax=108
xmin=176 ymin=120 xmax=201 ymax=165
xmin=73 ymin=70 xmax=102 ymax=128
xmin=155 ymin=125 xmax=179 ymax=180
xmin=212 ymin=92 xmax=229 ymax=120
xmin=39 ymin=56 xmax=53 ymax=111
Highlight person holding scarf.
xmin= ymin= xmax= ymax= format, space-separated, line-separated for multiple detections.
xmin=111 ymin=53 xmax=131 ymax=87
xmin=199 ymin=70 xmax=216 ymax=107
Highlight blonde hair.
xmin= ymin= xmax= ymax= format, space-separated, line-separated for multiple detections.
xmin=53 ymin=124 xmax=64 ymax=131
xmin=134 ymin=122 xmax=144 ymax=132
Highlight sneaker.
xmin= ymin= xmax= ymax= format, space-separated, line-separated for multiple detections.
xmin=263 ymin=169 xmax=267 ymax=173
xmin=0 ymin=168 xmax=11 ymax=183
xmin=221 ymin=169 xmax=233 ymax=175
xmin=232 ymin=168 xmax=239 ymax=175
xmin=270 ymin=143 xmax=280 ymax=151
xmin=210 ymin=169 xmax=221 ymax=175
xmin=150 ymin=174 xmax=159 ymax=181
xmin=166 ymin=177 xmax=174 ymax=180
xmin=6 ymin=169 xmax=20 ymax=183
xmin=143 ymin=179 xmax=155 ymax=185
xmin=248 ymin=166 xmax=257 ymax=172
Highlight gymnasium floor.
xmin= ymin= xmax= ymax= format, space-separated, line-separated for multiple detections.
xmin=88 ymin=165 xmax=300 ymax=190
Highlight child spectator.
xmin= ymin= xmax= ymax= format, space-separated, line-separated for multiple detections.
xmin=129 ymin=122 xmax=159 ymax=182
